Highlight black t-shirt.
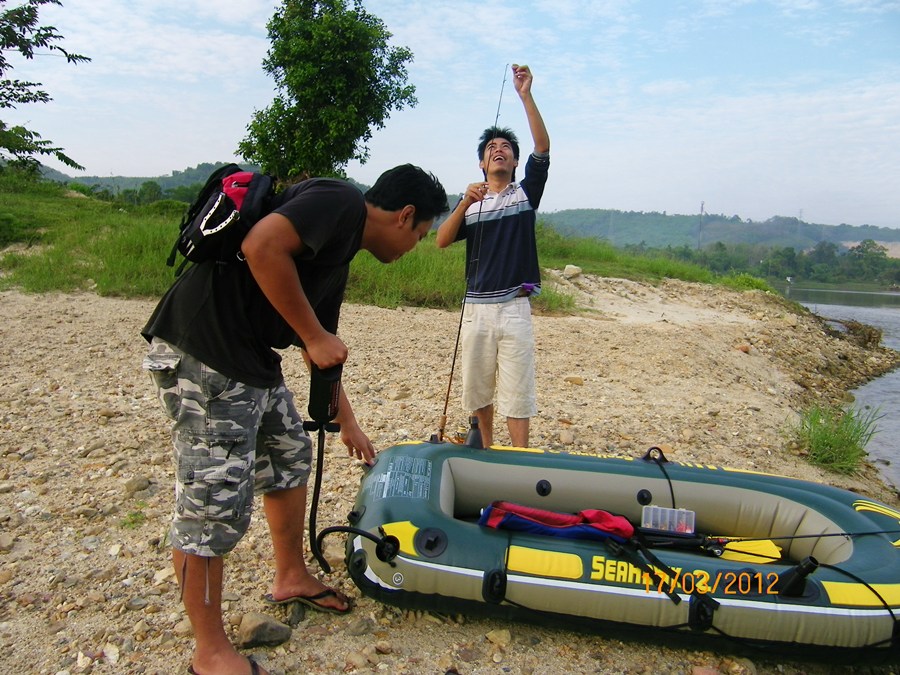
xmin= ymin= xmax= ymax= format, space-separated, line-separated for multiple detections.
xmin=142 ymin=179 xmax=366 ymax=388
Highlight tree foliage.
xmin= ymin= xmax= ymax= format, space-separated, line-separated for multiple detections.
xmin=0 ymin=0 xmax=90 ymax=172
xmin=239 ymin=0 xmax=415 ymax=180
xmin=658 ymin=237 xmax=900 ymax=286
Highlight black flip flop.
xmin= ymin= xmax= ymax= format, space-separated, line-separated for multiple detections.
xmin=187 ymin=655 xmax=260 ymax=674
xmin=263 ymin=588 xmax=352 ymax=614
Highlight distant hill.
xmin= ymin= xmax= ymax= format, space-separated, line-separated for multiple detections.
xmin=42 ymin=162 xmax=244 ymax=193
xmin=538 ymin=209 xmax=900 ymax=253
xmin=43 ymin=162 xmax=376 ymax=202
xmin=42 ymin=164 xmax=898 ymax=253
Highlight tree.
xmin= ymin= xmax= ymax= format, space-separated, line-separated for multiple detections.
xmin=137 ymin=180 xmax=162 ymax=204
xmin=0 ymin=0 xmax=90 ymax=172
xmin=768 ymin=246 xmax=798 ymax=279
xmin=844 ymin=239 xmax=888 ymax=281
xmin=165 ymin=182 xmax=204 ymax=204
xmin=806 ymin=240 xmax=839 ymax=267
xmin=239 ymin=0 xmax=415 ymax=180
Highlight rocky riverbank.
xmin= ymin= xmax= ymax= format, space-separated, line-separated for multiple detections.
xmin=1 ymin=277 xmax=898 ymax=674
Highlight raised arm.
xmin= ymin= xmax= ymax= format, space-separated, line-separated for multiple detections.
xmin=512 ymin=64 xmax=549 ymax=154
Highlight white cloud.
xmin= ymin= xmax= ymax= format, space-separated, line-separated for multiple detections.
xmin=6 ymin=0 xmax=899 ymax=226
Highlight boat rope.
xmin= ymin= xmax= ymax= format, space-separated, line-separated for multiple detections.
xmin=641 ymin=446 xmax=677 ymax=507
xmin=471 ymin=542 xmax=895 ymax=655
xmin=435 ymin=63 xmax=509 ymax=442
xmin=819 ymin=561 xmax=897 ymax=624
xmin=635 ymin=445 xmax=899 ymax=643
xmin=626 ymin=554 xmax=899 ymax=650
xmin=639 ymin=444 xmax=900 ymax=559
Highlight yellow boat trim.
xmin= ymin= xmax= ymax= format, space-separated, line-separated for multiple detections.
xmin=489 ymin=445 xmax=545 ymax=454
xmin=852 ymin=499 xmax=899 ymax=517
xmin=822 ymin=580 xmax=900 ymax=606
xmin=853 ymin=500 xmax=900 ymax=547
xmin=722 ymin=466 xmax=789 ymax=478
xmin=381 ymin=521 xmax=419 ymax=556
xmin=718 ymin=539 xmax=782 ymax=564
xmin=507 ymin=545 xmax=584 ymax=580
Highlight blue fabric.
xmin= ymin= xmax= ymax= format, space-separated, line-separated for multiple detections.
xmin=478 ymin=502 xmax=631 ymax=544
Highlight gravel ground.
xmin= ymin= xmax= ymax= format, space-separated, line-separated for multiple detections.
xmin=1 ymin=275 xmax=899 ymax=675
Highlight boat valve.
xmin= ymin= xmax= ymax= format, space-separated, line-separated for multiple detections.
xmin=314 ymin=525 xmax=402 ymax=571
xmin=375 ymin=528 xmax=401 ymax=564
xmin=776 ymin=556 xmax=819 ymax=597
xmin=464 ymin=416 xmax=483 ymax=449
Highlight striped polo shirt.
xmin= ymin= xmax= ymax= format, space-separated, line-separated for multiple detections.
xmin=457 ymin=152 xmax=550 ymax=303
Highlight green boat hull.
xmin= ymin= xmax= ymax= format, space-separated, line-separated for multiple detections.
xmin=343 ymin=442 xmax=900 ymax=654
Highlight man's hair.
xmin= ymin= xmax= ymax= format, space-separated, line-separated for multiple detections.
xmin=365 ymin=164 xmax=449 ymax=225
xmin=477 ymin=126 xmax=520 ymax=180
xmin=477 ymin=126 xmax=520 ymax=160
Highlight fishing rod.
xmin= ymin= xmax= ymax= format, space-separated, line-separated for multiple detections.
xmin=435 ymin=63 xmax=509 ymax=443
xmin=709 ymin=529 xmax=900 ymax=544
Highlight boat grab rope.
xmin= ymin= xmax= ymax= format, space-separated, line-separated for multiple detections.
xmin=635 ymin=449 xmax=900 ymax=645
xmin=639 ymin=445 xmax=900 ymax=554
xmin=818 ymin=561 xmax=898 ymax=638
xmin=641 ymin=446 xmax=677 ymax=508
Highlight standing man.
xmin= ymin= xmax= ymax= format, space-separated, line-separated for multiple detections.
xmin=143 ymin=164 xmax=447 ymax=675
xmin=436 ymin=64 xmax=550 ymax=449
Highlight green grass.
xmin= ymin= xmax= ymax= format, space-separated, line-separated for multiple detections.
xmin=789 ymin=404 xmax=881 ymax=474
xmin=120 ymin=501 xmax=149 ymax=529
xmin=347 ymin=240 xmax=467 ymax=308
xmin=1 ymin=170 xmax=773 ymax=309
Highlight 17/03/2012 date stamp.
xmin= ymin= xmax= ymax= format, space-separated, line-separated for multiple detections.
xmin=645 ymin=570 xmax=780 ymax=595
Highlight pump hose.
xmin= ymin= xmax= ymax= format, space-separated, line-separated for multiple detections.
xmin=315 ymin=525 xmax=401 ymax=573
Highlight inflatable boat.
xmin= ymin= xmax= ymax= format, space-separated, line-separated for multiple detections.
xmin=324 ymin=441 xmax=900 ymax=654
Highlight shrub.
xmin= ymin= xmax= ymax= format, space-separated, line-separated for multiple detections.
xmin=721 ymin=272 xmax=773 ymax=292
xmin=790 ymin=404 xmax=881 ymax=474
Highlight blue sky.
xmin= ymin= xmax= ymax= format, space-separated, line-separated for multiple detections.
xmin=7 ymin=0 xmax=900 ymax=227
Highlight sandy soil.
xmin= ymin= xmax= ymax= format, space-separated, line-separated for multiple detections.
xmin=1 ymin=274 xmax=899 ymax=675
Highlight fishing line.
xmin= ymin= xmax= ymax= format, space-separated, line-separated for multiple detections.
xmin=436 ymin=63 xmax=509 ymax=442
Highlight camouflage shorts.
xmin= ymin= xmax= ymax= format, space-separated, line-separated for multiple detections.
xmin=143 ymin=338 xmax=312 ymax=557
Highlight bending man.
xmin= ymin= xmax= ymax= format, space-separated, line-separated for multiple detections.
xmin=143 ymin=165 xmax=447 ymax=675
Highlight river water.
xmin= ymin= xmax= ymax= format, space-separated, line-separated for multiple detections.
xmin=778 ymin=285 xmax=900 ymax=491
